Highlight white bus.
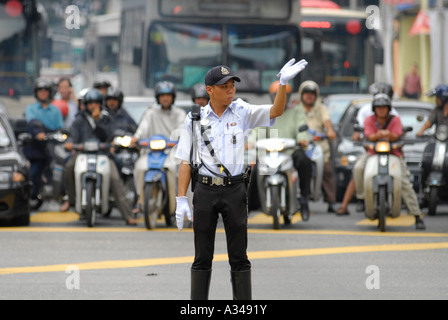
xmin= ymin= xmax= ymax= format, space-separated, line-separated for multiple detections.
xmin=119 ymin=0 xmax=302 ymax=104
xmin=83 ymin=12 xmax=120 ymax=88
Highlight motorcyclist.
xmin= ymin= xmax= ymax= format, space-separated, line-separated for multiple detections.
xmin=130 ymin=81 xmax=186 ymax=214
xmin=191 ymin=83 xmax=209 ymax=107
xmin=248 ymin=81 xmax=312 ymax=220
xmin=352 ymin=93 xmax=425 ymax=229
xmin=105 ymin=87 xmax=137 ymax=134
xmin=296 ymin=80 xmax=337 ymax=213
xmin=416 ymin=84 xmax=448 ymax=136
xmin=93 ymin=78 xmax=112 ymax=97
xmin=337 ymin=82 xmax=398 ymax=215
xmin=61 ymin=89 xmax=137 ymax=225
xmin=416 ymin=84 xmax=448 ymax=204
xmin=24 ymin=78 xmax=64 ymax=210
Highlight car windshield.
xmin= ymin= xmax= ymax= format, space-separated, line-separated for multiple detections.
xmin=0 ymin=121 xmax=11 ymax=147
xmin=342 ymin=104 xmax=434 ymax=138
xmin=398 ymin=108 xmax=435 ymax=139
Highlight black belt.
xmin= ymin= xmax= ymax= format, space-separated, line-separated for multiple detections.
xmin=197 ymin=174 xmax=245 ymax=187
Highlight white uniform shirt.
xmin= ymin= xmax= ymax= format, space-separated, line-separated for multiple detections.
xmin=176 ymin=98 xmax=274 ymax=177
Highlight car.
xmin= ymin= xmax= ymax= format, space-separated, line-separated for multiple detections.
xmin=0 ymin=101 xmax=31 ymax=226
xmin=122 ymin=96 xmax=193 ymax=125
xmin=323 ymin=94 xmax=372 ymax=130
xmin=334 ymin=99 xmax=435 ymax=202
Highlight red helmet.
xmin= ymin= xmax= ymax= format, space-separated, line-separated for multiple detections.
xmin=52 ymin=99 xmax=69 ymax=119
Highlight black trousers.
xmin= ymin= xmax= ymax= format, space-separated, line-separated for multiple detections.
xmin=292 ymin=148 xmax=312 ymax=198
xmin=192 ymin=181 xmax=251 ymax=272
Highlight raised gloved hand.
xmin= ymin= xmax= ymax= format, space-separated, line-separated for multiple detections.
xmin=175 ymin=196 xmax=192 ymax=231
xmin=277 ymin=59 xmax=308 ymax=85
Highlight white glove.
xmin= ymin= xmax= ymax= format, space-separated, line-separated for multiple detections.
xmin=277 ymin=58 xmax=308 ymax=85
xmin=175 ymin=196 xmax=192 ymax=231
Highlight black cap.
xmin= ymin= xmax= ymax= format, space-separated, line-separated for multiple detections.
xmin=205 ymin=65 xmax=241 ymax=86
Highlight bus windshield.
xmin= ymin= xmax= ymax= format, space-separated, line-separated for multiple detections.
xmin=146 ymin=22 xmax=299 ymax=93
xmin=300 ymin=13 xmax=372 ymax=95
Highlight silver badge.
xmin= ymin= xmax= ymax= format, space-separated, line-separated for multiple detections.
xmin=200 ymin=118 xmax=210 ymax=126
xmin=221 ymin=67 xmax=230 ymax=75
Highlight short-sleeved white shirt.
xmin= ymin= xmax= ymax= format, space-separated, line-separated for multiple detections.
xmin=176 ymin=98 xmax=274 ymax=177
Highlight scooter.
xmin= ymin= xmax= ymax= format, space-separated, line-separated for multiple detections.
xmin=112 ymin=131 xmax=138 ymax=210
xmin=138 ymin=135 xmax=178 ymax=230
xmin=421 ymin=124 xmax=448 ymax=216
xmin=358 ymin=126 xmax=412 ymax=232
xmin=301 ymin=125 xmax=326 ymax=202
xmin=41 ymin=129 xmax=70 ymax=203
xmin=73 ymin=140 xmax=111 ymax=227
xmin=255 ymin=135 xmax=300 ymax=230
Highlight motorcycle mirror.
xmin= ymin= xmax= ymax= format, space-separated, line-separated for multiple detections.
xmin=17 ymin=132 xmax=33 ymax=146
xmin=298 ymin=124 xmax=308 ymax=132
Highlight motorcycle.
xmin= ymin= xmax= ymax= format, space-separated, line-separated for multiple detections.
xmin=255 ymin=135 xmax=300 ymax=230
xmin=138 ymin=135 xmax=178 ymax=230
xmin=301 ymin=125 xmax=326 ymax=202
xmin=112 ymin=131 xmax=139 ymax=210
xmin=421 ymin=124 xmax=448 ymax=216
xmin=22 ymin=128 xmax=70 ymax=210
xmin=356 ymin=126 xmax=412 ymax=232
xmin=73 ymin=140 xmax=112 ymax=227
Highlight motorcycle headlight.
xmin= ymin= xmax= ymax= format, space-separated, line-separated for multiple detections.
xmin=375 ymin=141 xmax=390 ymax=153
xmin=114 ymin=136 xmax=132 ymax=148
xmin=265 ymin=140 xmax=284 ymax=152
xmin=435 ymin=125 xmax=448 ymax=141
xmin=150 ymin=139 xmax=166 ymax=150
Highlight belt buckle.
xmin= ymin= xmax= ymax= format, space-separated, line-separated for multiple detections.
xmin=211 ymin=177 xmax=224 ymax=186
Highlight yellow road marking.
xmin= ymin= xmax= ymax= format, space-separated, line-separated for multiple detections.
xmin=356 ymin=215 xmax=415 ymax=226
xmin=30 ymin=211 xmax=80 ymax=223
xmin=1 ymin=242 xmax=448 ymax=275
xmin=1 ymin=226 xmax=448 ymax=238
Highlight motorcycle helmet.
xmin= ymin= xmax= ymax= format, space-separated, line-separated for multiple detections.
xmin=426 ymin=84 xmax=448 ymax=108
xmin=155 ymin=81 xmax=176 ymax=104
xmin=269 ymin=80 xmax=292 ymax=104
xmin=52 ymin=99 xmax=69 ymax=119
xmin=33 ymin=77 xmax=56 ymax=103
xmin=190 ymin=83 xmax=209 ymax=103
xmin=298 ymin=80 xmax=320 ymax=106
xmin=371 ymin=93 xmax=392 ymax=112
xmin=105 ymin=87 xmax=124 ymax=108
xmin=83 ymin=88 xmax=103 ymax=109
xmin=93 ymin=78 xmax=112 ymax=90
xmin=369 ymin=82 xmax=394 ymax=99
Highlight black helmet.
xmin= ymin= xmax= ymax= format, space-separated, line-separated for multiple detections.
xmin=33 ymin=77 xmax=56 ymax=102
xmin=93 ymin=78 xmax=111 ymax=89
xmin=371 ymin=93 xmax=392 ymax=112
xmin=83 ymin=89 xmax=103 ymax=108
xmin=105 ymin=87 xmax=124 ymax=108
xmin=190 ymin=83 xmax=209 ymax=102
xmin=155 ymin=81 xmax=176 ymax=104
xmin=369 ymin=82 xmax=394 ymax=99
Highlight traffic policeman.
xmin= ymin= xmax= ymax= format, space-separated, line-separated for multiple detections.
xmin=175 ymin=59 xmax=308 ymax=300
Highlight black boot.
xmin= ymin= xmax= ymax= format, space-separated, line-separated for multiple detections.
xmin=415 ymin=216 xmax=425 ymax=230
xmin=300 ymin=195 xmax=310 ymax=221
xmin=231 ymin=270 xmax=252 ymax=300
xmin=191 ymin=269 xmax=212 ymax=300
